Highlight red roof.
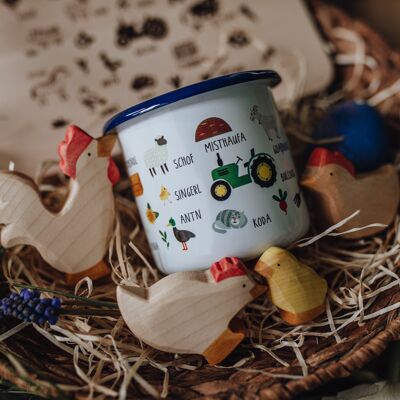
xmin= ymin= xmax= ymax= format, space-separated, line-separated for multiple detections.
xmin=195 ymin=117 xmax=232 ymax=142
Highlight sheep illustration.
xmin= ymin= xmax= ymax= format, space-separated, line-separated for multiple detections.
xmin=250 ymin=105 xmax=280 ymax=141
xmin=144 ymin=136 xmax=169 ymax=177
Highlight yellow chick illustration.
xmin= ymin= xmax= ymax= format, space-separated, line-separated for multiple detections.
xmin=159 ymin=185 xmax=172 ymax=205
xmin=255 ymin=247 xmax=327 ymax=325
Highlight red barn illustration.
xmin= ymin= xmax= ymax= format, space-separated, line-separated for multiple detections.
xmin=195 ymin=117 xmax=232 ymax=142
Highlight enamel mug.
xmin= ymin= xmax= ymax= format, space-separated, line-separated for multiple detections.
xmin=103 ymin=71 xmax=309 ymax=274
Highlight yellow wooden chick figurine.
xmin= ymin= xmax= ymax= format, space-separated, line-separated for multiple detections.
xmin=255 ymin=247 xmax=327 ymax=325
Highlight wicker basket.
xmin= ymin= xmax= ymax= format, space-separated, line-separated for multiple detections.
xmin=1 ymin=2 xmax=400 ymax=399
xmin=1 ymin=262 xmax=399 ymax=399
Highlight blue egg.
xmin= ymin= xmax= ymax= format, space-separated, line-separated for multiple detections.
xmin=312 ymin=101 xmax=388 ymax=172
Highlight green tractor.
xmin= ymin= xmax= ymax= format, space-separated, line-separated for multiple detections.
xmin=210 ymin=149 xmax=277 ymax=201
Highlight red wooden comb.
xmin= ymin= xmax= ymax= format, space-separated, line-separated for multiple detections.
xmin=307 ymin=147 xmax=355 ymax=176
xmin=211 ymin=257 xmax=246 ymax=282
xmin=58 ymin=125 xmax=92 ymax=179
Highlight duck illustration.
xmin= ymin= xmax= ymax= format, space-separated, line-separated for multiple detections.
xmin=167 ymin=217 xmax=195 ymax=250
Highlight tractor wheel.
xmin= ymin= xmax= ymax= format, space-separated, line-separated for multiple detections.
xmin=250 ymin=154 xmax=277 ymax=188
xmin=210 ymin=180 xmax=232 ymax=201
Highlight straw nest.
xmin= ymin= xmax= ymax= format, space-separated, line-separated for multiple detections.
xmin=1 ymin=2 xmax=400 ymax=399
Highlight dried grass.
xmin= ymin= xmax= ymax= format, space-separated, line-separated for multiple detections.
xmin=0 ymin=99 xmax=399 ymax=398
xmin=1 ymin=2 xmax=400 ymax=398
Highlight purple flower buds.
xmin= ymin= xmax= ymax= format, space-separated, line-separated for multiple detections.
xmin=0 ymin=289 xmax=62 ymax=325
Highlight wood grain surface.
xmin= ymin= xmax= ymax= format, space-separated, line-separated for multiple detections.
xmin=117 ymin=257 xmax=266 ymax=364
xmin=0 ymin=126 xmax=117 ymax=282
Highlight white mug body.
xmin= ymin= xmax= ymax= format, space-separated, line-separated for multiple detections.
xmin=108 ymin=73 xmax=309 ymax=274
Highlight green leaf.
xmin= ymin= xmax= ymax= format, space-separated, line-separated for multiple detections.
xmin=60 ymin=308 xmax=121 ymax=317
xmin=12 ymin=284 xmax=119 ymax=309
xmin=279 ymin=189 xmax=283 ymax=198
xmin=272 ymin=195 xmax=280 ymax=202
xmin=283 ymin=190 xmax=287 ymax=200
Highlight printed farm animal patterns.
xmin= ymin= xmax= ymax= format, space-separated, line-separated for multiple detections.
xmin=105 ymin=71 xmax=310 ymax=274
xmin=117 ymin=257 xmax=266 ymax=364
xmin=0 ymin=125 xmax=119 ymax=285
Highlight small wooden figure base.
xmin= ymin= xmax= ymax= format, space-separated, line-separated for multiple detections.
xmin=279 ymin=304 xmax=326 ymax=326
xmin=64 ymin=260 xmax=111 ymax=286
xmin=202 ymin=318 xmax=245 ymax=365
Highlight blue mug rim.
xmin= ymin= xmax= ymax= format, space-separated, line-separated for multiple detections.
xmin=102 ymin=70 xmax=281 ymax=135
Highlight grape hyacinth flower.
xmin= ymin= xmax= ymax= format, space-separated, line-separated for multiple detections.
xmin=1 ymin=289 xmax=61 ymax=325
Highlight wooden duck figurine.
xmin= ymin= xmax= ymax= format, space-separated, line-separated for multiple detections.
xmin=167 ymin=217 xmax=195 ymax=250
xmin=255 ymin=247 xmax=327 ymax=325
xmin=117 ymin=257 xmax=266 ymax=364
xmin=300 ymin=147 xmax=399 ymax=239
xmin=0 ymin=125 xmax=119 ymax=285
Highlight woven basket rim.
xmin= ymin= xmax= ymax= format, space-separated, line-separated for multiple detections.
xmin=2 ymin=1 xmax=400 ymax=399
xmin=260 ymin=317 xmax=400 ymax=399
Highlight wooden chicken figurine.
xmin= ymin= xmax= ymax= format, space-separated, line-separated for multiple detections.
xmin=117 ymin=257 xmax=266 ymax=364
xmin=255 ymin=247 xmax=327 ymax=325
xmin=0 ymin=125 xmax=119 ymax=285
xmin=300 ymin=147 xmax=399 ymax=239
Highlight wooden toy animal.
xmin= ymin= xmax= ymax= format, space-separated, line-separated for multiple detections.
xmin=117 ymin=257 xmax=266 ymax=365
xmin=300 ymin=147 xmax=399 ymax=239
xmin=0 ymin=125 xmax=119 ymax=285
xmin=255 ymin=247 xmax=327 ymax=325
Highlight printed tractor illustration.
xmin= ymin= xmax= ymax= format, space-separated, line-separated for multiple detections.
xmin=210 ymin=150 xmax=277 ymax=201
